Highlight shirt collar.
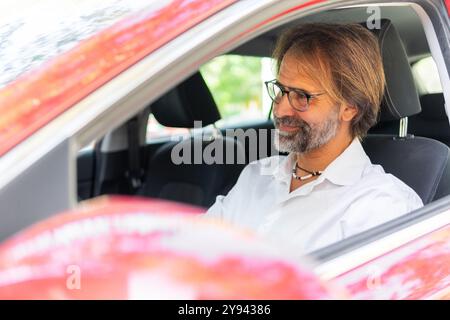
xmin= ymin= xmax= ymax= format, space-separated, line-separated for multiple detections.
xmin=271 ymin=153 xmax=295 ymax=182
xmin=271 ymin=138 xmax=371 ymax=186
xmin=321 ymin=138 xmax=371 ymax=186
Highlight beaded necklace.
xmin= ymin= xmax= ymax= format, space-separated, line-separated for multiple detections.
xmin=292 ymin=161 xmax=323 ymax=181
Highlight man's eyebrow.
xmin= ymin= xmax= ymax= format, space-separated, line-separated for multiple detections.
xmin=276 ymin=80 xmax=295 ymax=89
xmin=276 ymin=80 xmax=312 ymax=94
xmin=275 ymin=79 xmax=289 ymax=87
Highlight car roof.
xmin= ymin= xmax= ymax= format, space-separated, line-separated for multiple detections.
xmin=231 ymin=5 xmax=430 ymax=63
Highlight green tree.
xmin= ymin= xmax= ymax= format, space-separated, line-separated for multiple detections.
xmin=200 ymin=55 xmax=263 ymax=118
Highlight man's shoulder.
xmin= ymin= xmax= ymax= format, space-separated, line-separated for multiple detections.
xmin=342 ymin=164 xmax=423 ymax=230
xmin=359 ymin=163 xmax=424 ymax=206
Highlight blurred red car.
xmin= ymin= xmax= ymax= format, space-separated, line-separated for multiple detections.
xmin=0 ymin=0 xmax=449 ymax=299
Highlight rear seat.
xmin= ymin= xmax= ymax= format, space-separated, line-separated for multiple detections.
xmin=366 ymin=92 xmax=450 ymax=201
xmin=369 ymin=93 xmax=449 ymax=147
xmin=137 ymin=72 xmax=246 ymax=207
xmin=409 ymin=93 xmax=450 ymax=147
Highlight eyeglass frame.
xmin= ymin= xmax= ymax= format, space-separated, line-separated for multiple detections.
xmin=264 ymin=79 xmax=326 ymax=112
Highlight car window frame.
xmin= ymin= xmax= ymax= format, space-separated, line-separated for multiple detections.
xmin=1 ymin=0 xmax=449 ymax=265
xmin=310 ymin=195 xmax=450 ymax=264
xmin=122 ymin=1 xmax=450 ymax=271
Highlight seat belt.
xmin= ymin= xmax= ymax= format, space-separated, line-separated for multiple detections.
xmin=126 ymin=117 xmax=144 ymax=193
xmin=92 ymin=138 xmax=104 ymax=197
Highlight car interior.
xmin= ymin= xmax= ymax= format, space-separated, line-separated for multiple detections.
xmin=77 ymin=5 xmax=450 ymax=214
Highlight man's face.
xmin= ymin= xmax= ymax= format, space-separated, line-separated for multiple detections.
xmin=273 ymin=53 xmax=342 ymax=154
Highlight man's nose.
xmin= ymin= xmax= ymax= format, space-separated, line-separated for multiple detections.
xmin=273 ymin=94 xmax=296 ymax=118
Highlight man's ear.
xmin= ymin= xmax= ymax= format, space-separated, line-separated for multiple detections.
xmin=341 ymin=104 xmax=358 ymax=122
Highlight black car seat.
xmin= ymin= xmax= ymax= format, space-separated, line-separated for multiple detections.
xmin=361 ymin=19 xmax=450 ymax=204
xmin=369 ymin=95 xmax=450 ymax=148
xmin=138 ymin=72 xmax=246 ymax=207
xmin=409 ymin=93 xmax=450 ymax=147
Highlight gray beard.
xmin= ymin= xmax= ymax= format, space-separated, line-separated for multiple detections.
xmin=273 ymin=109 xmax=340 ymax=154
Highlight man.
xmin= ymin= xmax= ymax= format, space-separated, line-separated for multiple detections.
xmin=205 ymin=23 xmax=423 ymax=253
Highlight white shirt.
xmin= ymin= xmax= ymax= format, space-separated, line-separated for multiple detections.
xmin=205 ymin=138 xmax=423 ymax=254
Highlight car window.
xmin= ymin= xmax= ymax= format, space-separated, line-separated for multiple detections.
xmin=201 ymin=55 xmax=275 ymax=127
xmin=412 ymin=56 xmax=443 ymax=95
xmin=146 ymin=114 xmax=190 ymax=143
xmin=146 ymin=55 xmax=276 ymax=143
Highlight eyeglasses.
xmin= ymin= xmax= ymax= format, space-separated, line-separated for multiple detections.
xmin=264 ymin=79 xmax=325 ymax=112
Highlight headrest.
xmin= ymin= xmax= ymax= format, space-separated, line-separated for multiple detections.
xmin=419 ymin=94 xmax=447 ymax=121
xmin=364 ymin=19 xmax=421 ymax=122
xmin=151 ymin=72 xmax=221 ymax=128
